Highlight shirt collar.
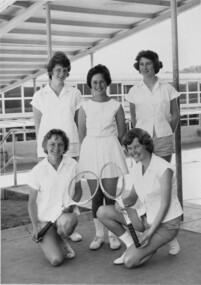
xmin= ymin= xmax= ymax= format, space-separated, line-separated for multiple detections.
xmin=43 ymin=155 xmax=67 ymax=170
xmin=136 ymin=77 xmax=164 ymax=87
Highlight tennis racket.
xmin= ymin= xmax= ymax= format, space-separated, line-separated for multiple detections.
xmin=37 ymin=170 xmax=99 ymax=240
xmin=100 ymin=162 xmax=140 ymax=248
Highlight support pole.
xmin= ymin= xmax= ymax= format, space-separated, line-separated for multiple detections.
xmin=90 ymin=53 xmax=94 ymax=67
xmin=33 ymin=78 xmax=36 ymax=94
xmin=170 ymin=0 xmax=183 ymax=212
xmin=45 ymin=1 xmax=52 ymax=60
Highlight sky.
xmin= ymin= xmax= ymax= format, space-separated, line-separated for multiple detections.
xmin=70 ymin=4 xmax=201 ymax=77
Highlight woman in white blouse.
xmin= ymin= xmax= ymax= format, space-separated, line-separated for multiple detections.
xmin=125 ymin=50 xmax=179 ymax=163
xmin=31 ymin=51 xmax=82 ymax=160
xmin=28 ymin=129 xmax=79 ymax=266
xmin=97 ymin=128 xmax=183 ymax=268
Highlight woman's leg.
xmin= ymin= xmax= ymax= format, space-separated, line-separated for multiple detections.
xmin=39 ymin=224 xmax=64 ymax=266
xmin=124 ymin=226 xmax=178 ymax=269
xmin=88 ymin=181 xmax=105 ymax=249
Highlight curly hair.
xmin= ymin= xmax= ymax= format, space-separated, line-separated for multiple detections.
xmin=133 ymin=50 xmax=163 ymax=74
xmin=47 ymin=51 xmax=71 ymax=80
xmin=122 ymin=128 xmax=154 ymax=153
xmin=42 ymin=129 xmax=69 ymax=154
xmin=86 ymin=64 xmax=112 ymax=88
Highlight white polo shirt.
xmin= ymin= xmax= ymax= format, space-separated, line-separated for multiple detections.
xmin=31 ymin=83 xmax=82 ymax=157
xmin=125 ymin=79 xmax=180 ymax=137
xmin=28 ymin=155 xmax=78 ymax=222
xmin=130 ymin=154 xmax=183 ymax=224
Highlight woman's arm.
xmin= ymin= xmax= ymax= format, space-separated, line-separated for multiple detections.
xmin=28 ymin=188 xmax=40 ymax=241
xmin=116 ymin=105 xmax=127 ymax=143
xmin=78 ymin=106 xmax=87 ymax=144
xmin=170 ymin=98 xmax=179 ymax=133
xmin=129 ymin=103 xmax=137 ymax=128
xmin=141 ymin=169 xmax=173 ymax=246
xmin=33 ymin=107 xmax=42 ymax=138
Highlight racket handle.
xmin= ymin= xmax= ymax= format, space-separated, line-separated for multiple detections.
xmin=127 ymin=223 xmax=141 ymax=248
xmin=38 ymin=221 xmax=53 ymax=239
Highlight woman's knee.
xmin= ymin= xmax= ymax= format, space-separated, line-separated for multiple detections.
xmin=49 ymin=255 xmax=64 ymax=267
xmin=124 ymin=254 xmax=141 ymax=269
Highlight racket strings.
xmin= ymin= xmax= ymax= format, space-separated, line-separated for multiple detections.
xmin=68 ymin=171 xmax=99 ymax=205
xmin=100 ymin=163 xmax=125 ymax=199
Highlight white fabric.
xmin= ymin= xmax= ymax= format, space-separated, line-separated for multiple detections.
xmin=28 ymin=155 xmax=78 ymax=222
xmin=130 ymin=154 xmax=183 ymax=224
xmin=125 ymin=79 xmax=180 ymax=137
xmin=79 ymin=99 xmax=128 ymax=177
xmin=31 ymin=83 xmax=82 ymax=157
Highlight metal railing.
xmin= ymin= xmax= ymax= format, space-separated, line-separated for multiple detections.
xmin=0 ymin=128 xmax=34 ymax=186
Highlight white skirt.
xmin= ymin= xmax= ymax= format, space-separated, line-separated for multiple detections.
xmin=78 ymin=136 xmax=128 ymax=178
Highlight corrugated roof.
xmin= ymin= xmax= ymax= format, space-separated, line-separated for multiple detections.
xmin=0 ymin=0 xmax=200 ymax=93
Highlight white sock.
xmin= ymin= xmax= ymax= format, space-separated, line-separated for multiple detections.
xmin=119 ymin=231 xmax=134 ymax=248
xmin=94 ymin=218 xmax=104 ymax=237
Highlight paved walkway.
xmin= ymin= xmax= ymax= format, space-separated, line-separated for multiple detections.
xmin=1 ymin=202 xmax=201 ymax=285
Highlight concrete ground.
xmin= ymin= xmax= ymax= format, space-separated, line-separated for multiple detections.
xmin=1 ymin=202 xmax=201 ymax=285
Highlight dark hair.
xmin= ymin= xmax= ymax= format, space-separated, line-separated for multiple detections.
xmin=42 ymin=129 xmax=69 ymax=154
xmin=122 ymin=128 xmax=154 ymax=153
xmin=133 ymin=50 xmax=163 ymax=74
xmin=86 ymin=64 xmax=112 ymax=88
xmin=47 ymin=51 xmax=71 ymax=80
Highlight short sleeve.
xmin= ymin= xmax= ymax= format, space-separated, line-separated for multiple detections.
xmin=168 ymin=84 xmax=180 ymax=101
xmin=72 ymin=88 xmax=82 ymax=110
xmin=156 ymin=157 xmax=174 ymax=178
xmin=27 ymin=166 xmax=40 ymax=190
xmin=125 ymin=86 xmax=136 ymax=104
xmin=30 ymin=89 xmax=43 ymax=111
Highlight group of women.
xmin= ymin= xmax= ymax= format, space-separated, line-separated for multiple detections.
xmin=28 ymin=50 xmax=183 ymax=268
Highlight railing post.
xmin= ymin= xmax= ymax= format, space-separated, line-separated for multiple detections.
xmin=12 ymin=130 xmax=17 ymax=186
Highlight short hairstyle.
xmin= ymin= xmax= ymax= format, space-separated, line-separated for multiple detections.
xmin=42 ymin=129 xmax=69 ymax=154
xmin=133 ymin=50 xmax=163 ymax=74
xmin=122 ymin=128 xmax=154 ymax=153
xmin=86 ymin=64 xmax=112 ymax=88
xmin=47 ymin=51 xmax=71 ymax=80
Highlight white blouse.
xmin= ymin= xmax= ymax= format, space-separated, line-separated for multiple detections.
xmin=125 ymin=79 xmax=180 ymax=138
xmin=28 ymin=155 xmax=78 ymax=222
xmin=130 ymin=154 xmax=183 ymax=224
xmin=31 ymin=83 xmax=82 ymax=157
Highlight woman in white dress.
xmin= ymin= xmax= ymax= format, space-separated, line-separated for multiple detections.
xmin=78 ymin=64 xmax=128 ymax=250
xmin=31 ymin=51 xmax=82 ymax=242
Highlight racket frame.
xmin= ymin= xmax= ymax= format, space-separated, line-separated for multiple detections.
xmin=37 ymin=170 xmax=99 ymax=240
xmin=100 ymin=162 xmax=141 ymax=248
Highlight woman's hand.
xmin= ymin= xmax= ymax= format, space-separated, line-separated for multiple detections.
xmin=115 ymin=202 xmax=127 ymax=215
xmin=32 ymin=225 xmax=42 ymax=243
xmin=139 ymin=228 xmax=152 ymax=248
xmin=62 ymin=205 xmax=74 ymax=213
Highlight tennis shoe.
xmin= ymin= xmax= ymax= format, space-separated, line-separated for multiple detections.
xmin=169 ymin=238 xmax=180 ymax=255
xmin=69 ymin=232 xmax=82 ymax=242
xmin=63 ymin=241 xmax=75 ymax=259
xmin=113 ymin=252 xmax=126 ymax=265
xmin=89 ymin=236 xmax=104 ymax=250
xmin=109 ymin=236 xmax=121 ymax=250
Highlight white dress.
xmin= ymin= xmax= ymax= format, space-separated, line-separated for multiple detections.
xmin=79 ymin=99 xmax=128 ymax=177
xmin=31 ymin=83 xmax=82 ymax=158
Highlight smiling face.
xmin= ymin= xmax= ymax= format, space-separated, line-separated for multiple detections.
xmin=46 ymin=134 xmax=65 ymax=160
xmin=51 ymin=64 xmax=69 ymax=84
xmin=91 ymin=73 xmax=107 ymax=97
xmin=139 ymin=57 xmax=155 ymax=77
xmin=127 ymin=137 xmax=148 ymax=163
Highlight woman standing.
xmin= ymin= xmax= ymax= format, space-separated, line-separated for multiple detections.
xmin=31 ymin=51 xmax=82 ymax=160
xmin=78 ymin=64 xmax=128 ymax=250
xmin=125 ymin=50 xmax=180 ymax=254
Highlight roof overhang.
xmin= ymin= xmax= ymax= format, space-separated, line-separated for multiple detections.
xmin=0 ymin=0 xmax=200 ymax=93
